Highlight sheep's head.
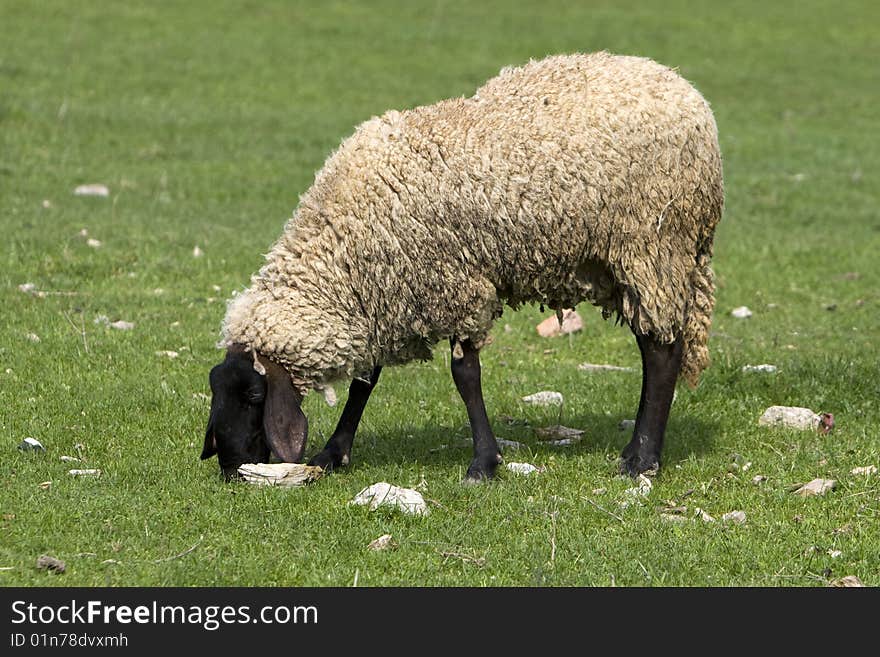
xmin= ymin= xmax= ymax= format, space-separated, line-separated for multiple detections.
xmin=201 ymin=345 xmax=308 ymax=480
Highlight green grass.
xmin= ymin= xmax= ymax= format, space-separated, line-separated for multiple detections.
xmin=1 ymin=0 xmax=878 ymax=586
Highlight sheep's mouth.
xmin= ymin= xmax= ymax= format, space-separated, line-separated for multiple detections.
xmin=218 ymin=431 xmax=273 ymax=481
xmin=221 ymin=465 xmax=244 ymax=482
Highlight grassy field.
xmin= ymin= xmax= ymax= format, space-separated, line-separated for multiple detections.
xmin=1 ymin=0 xmax=878 ymax=587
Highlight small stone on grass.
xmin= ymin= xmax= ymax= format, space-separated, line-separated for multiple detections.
xmin=506 ymin=462 xmax=543 ymax=476
xmin=742 ymin=364 xmax=777 ymax=373
xmin=758 ymin=406 xmax=821 ymax=431
xmin=721 ymin=510 xmax=747 ymax=525
xmin=521 ymin=391 xmax=563 ymax=406
xmin=36 ymin=555 xmax=66 ymax=574
xmin=351 ymin=483 xmax=429 ymax=516
xmin=534 ymin=425 xmax=583 ymax=441
xmin=367 ymin=534 xmax=397 ymax=551
xmin=74 ymin=184 xmax=109 ymax=197
xmin=18 ymin=437 xmax=45 ymax=452
xmin=536 ymin=309 xmax=583 ymax=337
xmin=69 ymin=469 xmax=101 ymax=477
xmin=793 ymin=478 xmax=836 ymax=497
xmin=829 ymin=576 xmax=864 ymax=588
xmin=578 ymin=363 xmax=634 ymax=372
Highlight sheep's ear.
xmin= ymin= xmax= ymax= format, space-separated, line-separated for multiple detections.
xmin=261 ymin=357 xmax=308 ymax=463
xmin=201 ymin=411 xmax=217 ymax=460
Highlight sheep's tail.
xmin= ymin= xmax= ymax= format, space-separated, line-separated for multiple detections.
xmin=679 ymin=250 xmax=716 ymax=387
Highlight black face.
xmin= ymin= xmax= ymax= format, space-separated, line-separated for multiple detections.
xmin=201 ymin=346 xmax=309 ymax=481
xmin=203 ymin=355 xmax=271 ymax=480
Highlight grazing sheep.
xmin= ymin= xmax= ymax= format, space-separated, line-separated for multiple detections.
xmin=201 ymin=51 xmax=723 ymax=482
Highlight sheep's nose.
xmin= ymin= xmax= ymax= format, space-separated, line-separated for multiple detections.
xmin=221 ymin=465 xmax=243 ymax=482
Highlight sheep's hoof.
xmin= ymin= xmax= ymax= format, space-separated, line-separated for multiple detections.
xmin=619 ymin=449 xmax=660 ymax=479
xmin=308 ymin=448 xmax=349 ymax=472
xmin=463 ymin=452 xmax=502 ymax=484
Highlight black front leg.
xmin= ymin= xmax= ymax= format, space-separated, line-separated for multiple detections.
xmin=620 ymin=333 xmax=684 ymax=478
xmin=308 ymin=366 xmax=381 ymax=471
xmin=450 ymin=338 xmax=502 ymax=482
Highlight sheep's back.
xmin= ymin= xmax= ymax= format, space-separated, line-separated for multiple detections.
xmin=383 ymin=52 xmax=723 ymax=311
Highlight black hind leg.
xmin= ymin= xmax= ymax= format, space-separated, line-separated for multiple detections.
xmin=620 ymin=332 xmax=684 ymax=477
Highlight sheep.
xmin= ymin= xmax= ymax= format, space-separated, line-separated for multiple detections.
xmin=201 ymin=51 xmax=723 ymax=482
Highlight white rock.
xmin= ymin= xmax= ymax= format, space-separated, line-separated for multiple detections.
xmin=86 ymin=238 xmax=102 ymax=248
xmin=74 ymin=184 xmax=109 ymax=197
xmin=758 ymin=406 xmax=820 ymax=431
xmin=521 ymin=391 xmax=563 ymax=406
xmin=695 ymin=508 xmax=716 ymax=522
xmin=18 ymin=437 xmax=45 ymax=451
xmin=721 ymin=510 xmax=747 ymax=524
xmin=619 ymin=475 xmax=653 ymax=509
xmin=742 ymin=364 xmax=778 ymax=373
xmin=59 ymin=456 xmax=81 ymax=463
xmin=578 ymin=363 xmax=635 ymax=372
xmin=506 ymin=462 xmax=542 ymax=476
xmin=25 ymin=333 xmax=40 ymax=343
xmin=534 ymin=425 xmax=583 ymax=441
xmin=18 ymin=283 xmax=37 ymax=294
xmin=828 ymin=549 xmax=843 ymax=559
xmin=851 ymin=465 xmax=877 ymax=476
xmin=624 ymin=474 xmax=653 ymax=499
xmin=794 ymin=478 xmax=836 ymax=497
xmin=110 ymin=320 xmax=135 ymax=330
xmin=367 ymin=534 xmax=396 ymax=551
xmin=155 ymin=350 xmax=179 ymax=359
xmin=547 ymin=437 xmax=582 ymax=447
xmin=752 ymin=475 xmax=767 ymax=484
xmin=350 ymin=482 xmax=429 ymax=516
xmin=237 ymin=462 xmax=323 ymax=487
xmin=731 ymin=306 xmax=753 ymax=318
xmin=192 ymin=246 xmax=204 ymax=258
xmin=69 ymin=469 xmax=101 ymax=477
xmin=536 ymin=309 xmax=583 ymax=337
xmin=660 ymin=513 xmax=688 ymax=523
xmin=829 ymin=576 xmax=864 ymax=588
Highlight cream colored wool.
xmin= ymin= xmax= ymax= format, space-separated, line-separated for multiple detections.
xmin=222 ymin=52 xmax=723 ymax=392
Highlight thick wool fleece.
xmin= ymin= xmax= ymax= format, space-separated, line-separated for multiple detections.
xmin=222 ymin=52 xmax=723 ymax=392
